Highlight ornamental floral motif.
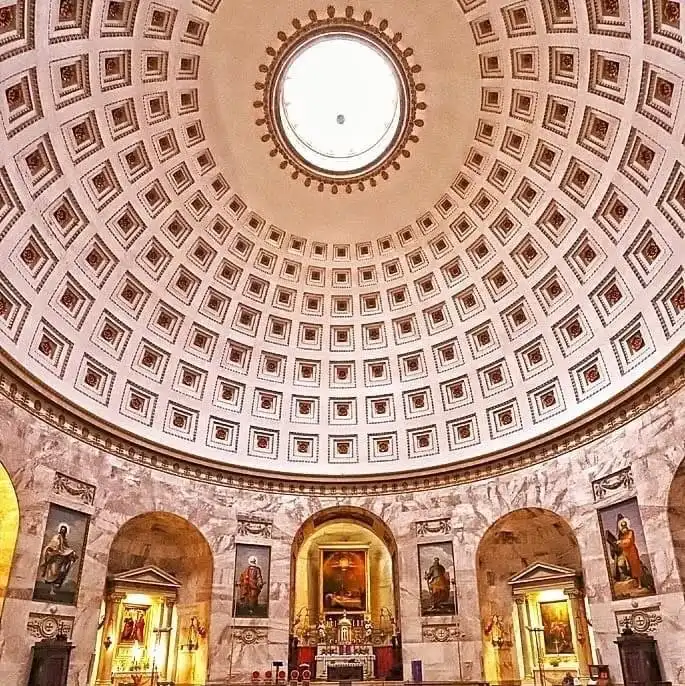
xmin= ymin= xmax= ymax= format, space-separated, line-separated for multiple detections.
xmin=415 ymin=518 xmax=452 ymax=537
xmin=53 ymin=471 xmax=96 ymax=505
xmin=237 ymin=517 xmax=273 ymax=538
xmin=592 ymin=466 xmax=634 ymax=501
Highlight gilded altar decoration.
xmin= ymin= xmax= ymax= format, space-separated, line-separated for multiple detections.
xmin=597 ymin=497 xmax=656 ymax=600
xmin=233 ymin=543 xmax=271 ymax=618
xmin=321 ymin=548 xmax=368 ymax=613
xmin=417 ymin=541 xmax=457 ymax=616
xmin=95 ymin=566 xmax=181 ymax=686
xmin=508 ymin=562 xmax=594 ymax=682
xmin=32 ymin=503 xmax=90 ymax=605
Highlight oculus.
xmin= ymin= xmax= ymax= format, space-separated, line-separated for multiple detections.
xmin=255 ymin=7 xmax=425 ymax=193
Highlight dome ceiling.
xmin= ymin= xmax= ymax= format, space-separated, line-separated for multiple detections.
xmin=0 ymin=0 xmax=682 ymax=479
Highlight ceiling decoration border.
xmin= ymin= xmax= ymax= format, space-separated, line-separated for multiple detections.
xmin=0 ymin=342 xmax=682 ymax=495
xmin=254 ymin=5 xmax=425 ymax=194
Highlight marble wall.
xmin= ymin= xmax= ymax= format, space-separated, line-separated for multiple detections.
xmin=0 ymin=381 xmax=684 ymax=686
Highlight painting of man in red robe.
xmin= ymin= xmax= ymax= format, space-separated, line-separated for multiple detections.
xmin=233 ymin=544 xmax=270 ymax=618
xmin=599 ymin=498 xmax=656 ymax=600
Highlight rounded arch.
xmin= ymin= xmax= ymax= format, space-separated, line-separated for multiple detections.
xmin=107 ymin=511 xmax=214 ymax=583
xmin=0 ymin=461 xmax=19 ymax=623
xmin=668 ymin=457 xmax=685 ymax=595
xmin=94 ymin=511 xmax=214 ymax=686
xmin=475 ymin=508 xmax=586 ymax=685
xmin=289 ymin=506 xmax=402 ymax=678
xmin=290 ymin=506 xmax=400 ymax=619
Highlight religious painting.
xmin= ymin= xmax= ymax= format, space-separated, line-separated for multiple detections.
xmin=32 ymin=503 xmax=90 ymax=605
xmin=119 ymin=605 xmax=150 ymax=643
xmin=417 ymin=541 xmax=457 ymax=616
xmin=321 ymin=548 xmax=368 ymax=613
xmin=539 ymin=600 xmax=574 ymax=655
xmin=233 ymin=543 xmax=270 ymax=618
xmin=597 ymin=497 xmax=656 ymax=600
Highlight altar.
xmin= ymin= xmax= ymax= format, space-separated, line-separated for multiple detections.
xmin=314 ymin=645 xmax=375 ymax=680
xmin=289 ymin=517 xmax=403 ymax=681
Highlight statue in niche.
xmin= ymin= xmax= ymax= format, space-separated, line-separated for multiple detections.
xmin=38 ymin=523 xmax=77 ymax=597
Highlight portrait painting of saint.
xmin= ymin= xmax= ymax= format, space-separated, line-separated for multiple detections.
xmin=539 ymin=600 xmax=574 ymax=655
xmin=321 ymin=549 xmax=367 ymax=613
xmin=32 ymin=504 xmax=90 ymax=605
xmin=233 ymin=543 xmax=271 ymax=618
xmin=598 ymin=497 xmax=656 ymax=600
xmin=120 ymin=606 xmax=149 ymax=643
xmin=417 ymin=541 xmax=457 ymax=616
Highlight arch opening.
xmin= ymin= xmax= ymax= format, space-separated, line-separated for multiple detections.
xmin=668 ymin=459 xmax=685 ymax=596
xmin=91 ymin=512 xmax=213 ymax=686
xmin=0 ymin=461 xmax=18 ymax=623
xmin=476 ymin=508 xmax=597 ymax=686
xmin=289 ymin=506 xmax=402 ymax=681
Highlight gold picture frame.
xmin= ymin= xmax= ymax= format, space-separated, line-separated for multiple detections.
xmin=320 ymin=545 xmax=370 ymax=614
xmin=118 ymin=603 xmax=151 ymax=644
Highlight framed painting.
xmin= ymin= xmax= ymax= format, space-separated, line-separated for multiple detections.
xmin=597 ymin=497 xmax=656 ymax=600
xmin=233 ymin=543 xmax=271 ymax=618
xmin=119 ymin=604 xmax=150 ymax=644
xmin=33 ymin=503 xmax=90 ymax=605
xmin=417 ymin=541 xmax=457 ymax=616
xmin=539 ymin=600 xmax=574 ymax=655
xmin=320 ymin=547 xmax=368 ymax=613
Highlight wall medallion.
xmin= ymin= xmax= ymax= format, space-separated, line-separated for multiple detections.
xmin=27 ymin=613 xmax=74 ymax=640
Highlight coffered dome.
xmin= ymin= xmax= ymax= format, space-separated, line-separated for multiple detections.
xmin=0 ymin=0 xmax=682 ymax=480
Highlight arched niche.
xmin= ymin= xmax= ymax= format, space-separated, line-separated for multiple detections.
xmin=91 ymin=512 xmax=213 ymax=686
xmin=668 ymin=458 xmax=685 ymax=594
xmin=289 ymin=506 xmax=402 ymax=680
xmin=0 ymin=461 xmax=19 ymax=622
xmin=476 ymin=508 xmax=596 ymax=686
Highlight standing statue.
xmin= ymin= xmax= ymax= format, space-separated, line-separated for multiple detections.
xmin=39 ymin=523 xmax=77 ymax=596
xmin=317 ymin=617 xmax=327 ymax=643
xmin=364 ymin=615 xmax=373 ymax=642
